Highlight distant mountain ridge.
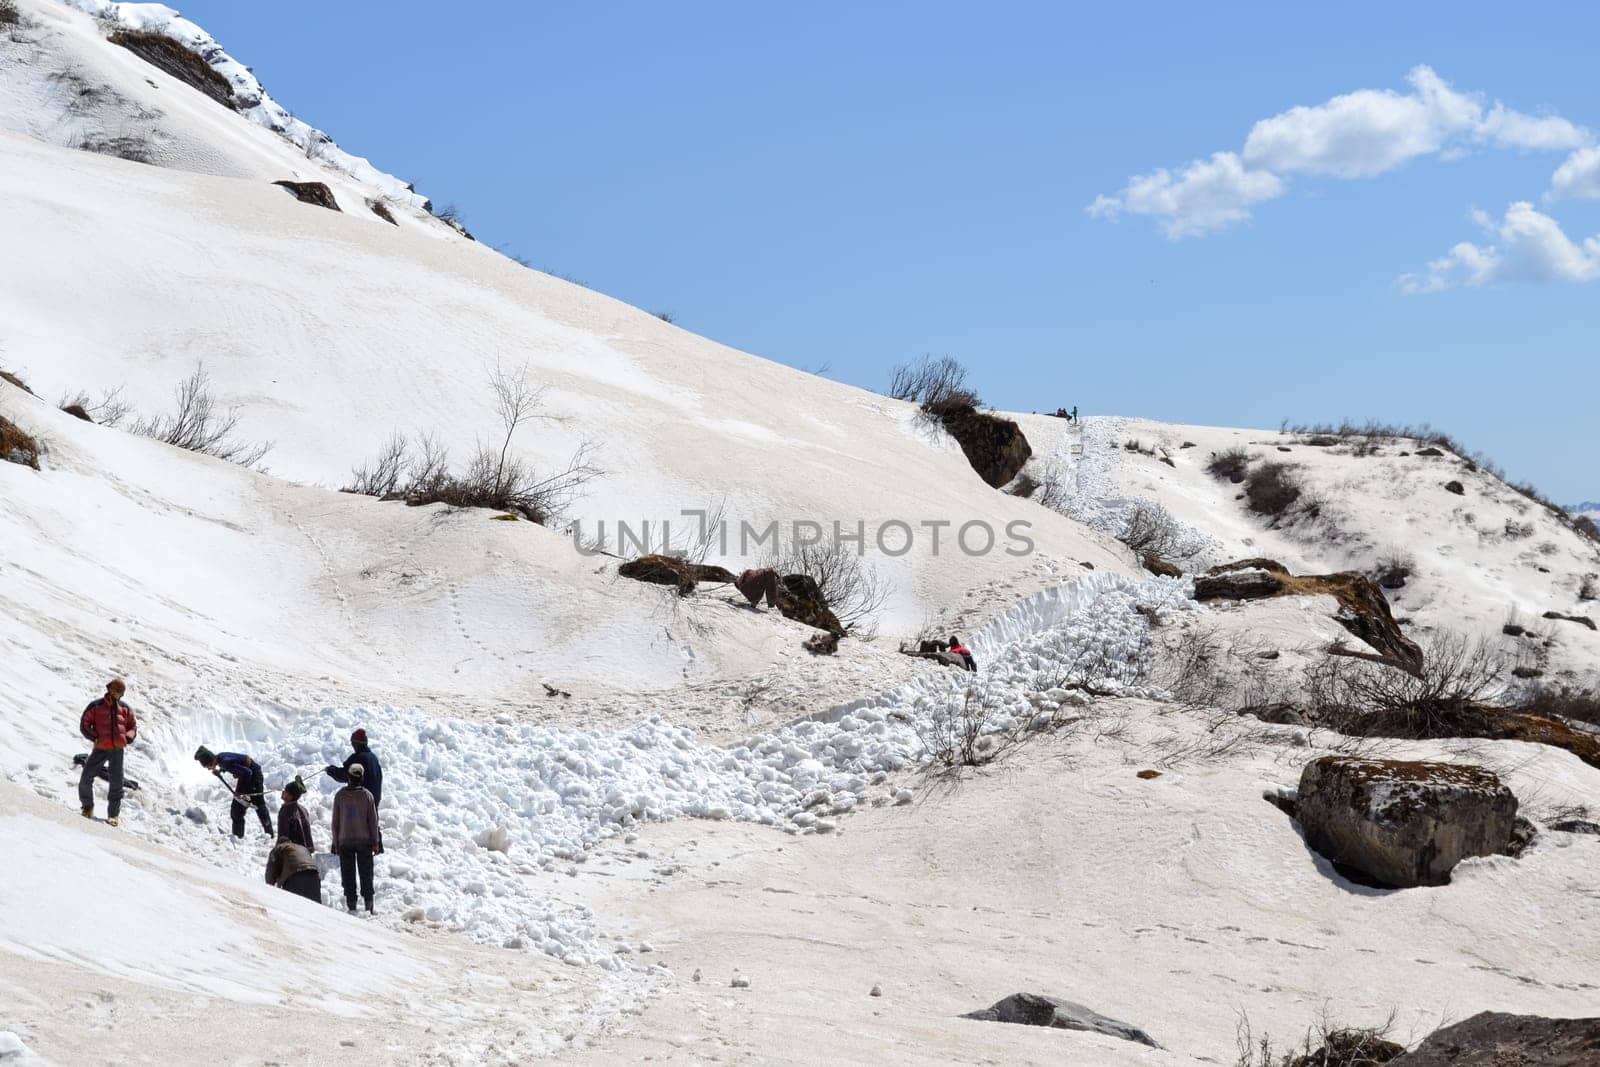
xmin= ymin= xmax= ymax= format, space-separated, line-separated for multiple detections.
xmin=1568 ymin=501 xmax=1600 ymax=515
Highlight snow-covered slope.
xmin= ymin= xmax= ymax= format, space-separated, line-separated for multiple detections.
xmin=1019 ymin=415 xmax=1600 ymax=685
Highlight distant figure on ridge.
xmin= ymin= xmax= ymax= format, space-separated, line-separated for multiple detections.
xmin=78 ymin=678 xmax=136 ymax=825
xmin=735 ymin=567 xmax=784 ymax=611
xmin=194 ymin=746 xmax=274 ymax=839
xmin=325 ymin=728 xmax=383 ymax=807
xmin=277 ymin=775 xmax=315 ymax=851
xmin=265 ymin=839 xmax=322 ymax=903
xmin=331 ymin=763 xmax=381 ymax=914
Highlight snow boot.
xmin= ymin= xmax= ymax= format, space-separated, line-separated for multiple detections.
xmin=107 ymin=817 xmax=119 ymax=827
xmin=363 ymin=896 xmax=374 ymax=914
xmin=345 ymin=897 xmax=357 ymax=913
xmin=81 ymin=806 xmax=94 ymax=819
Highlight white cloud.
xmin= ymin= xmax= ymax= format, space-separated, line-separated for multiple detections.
xmin=1092 ymin=66 xmax=1589 ymax=238
xmin=1550 ymin=145 xmax=1600 ymax=199
xmin=1399 ymin=201 xmax=1600 ymax=293
xmin=1085 ymin=152 xmax=1284 ymax=239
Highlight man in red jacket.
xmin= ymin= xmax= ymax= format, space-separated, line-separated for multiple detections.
xmin=79 ymin=678 xmax=136 ymax=825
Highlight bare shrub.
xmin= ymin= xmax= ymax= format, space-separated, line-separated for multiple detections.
xmin=0 ymin=369 xmax=31 ymax=394
xmin=653 ymin=310 xmax=676 ymax=324
xmin=1306 ymin=632 xmax=1506 ymax=736
xmin=1244 ymin=461 xmax=1302 ymax=519
xmin=1503 ymin=517 xmax=1535 ymax=540
xmin=1207 ymin=447 xmax=1250 ymax=483
xmin=1520 ymin=683 xmax=1600 ymax=730
xmin=1118 ymin=500 xmax=1195 ymax=561
xmin=0 ymin=1 xmax=20 ymax=27
xmin=916 ymin=687 xmax=1016 ymax=767
xmin=1234 ymin=1009 xmax=1403 ymax=1067
xmin=1575 ymin=515 xmax=1599 ymax=542
xmin=1372 ymin=551 xmax=1414 ymax=590
xmin=0 ymin=415 xmax=41 ymax=469
xmin=1008 ymin=471 xmax=1039 ymax=499
xmin=770 ymin=538 xmax=888 ymax=637
xmin=886 ymin=355 xmax=980 ymax=414
xmin=59 ymin=386 xmax=131 ymax=427
xmin=128 ymin=364 xmax=271 ymax=468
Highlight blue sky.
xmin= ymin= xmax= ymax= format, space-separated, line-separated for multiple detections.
xmin=176 ymin=1 xmax=1599 ymax=500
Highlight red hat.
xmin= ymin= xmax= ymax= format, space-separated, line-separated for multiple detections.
xmin=351 ymin=728 xmax=368 ymax=745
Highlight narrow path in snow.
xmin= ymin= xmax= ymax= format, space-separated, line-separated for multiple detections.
xmin=109 ymin=572 xmax=1193 ymax=970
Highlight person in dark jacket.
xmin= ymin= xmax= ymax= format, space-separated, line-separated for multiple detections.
xmin=265 ymin=840 xmax=321 ymax=903
xmin=330 ymin=763 xmax=381 ymax=913
xmin=325 ymin=728 xmax=383 ymax=807
xmin=79 ymin=678 xmax=136 ymax=825
xmin=195 ymin=746 xmax=274 ymax=839
xmin=277 ymin=776 xmax=315 ymax=851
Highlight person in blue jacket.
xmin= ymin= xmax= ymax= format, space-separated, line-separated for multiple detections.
xmin=194 ymin=745 xmax=274 ymax=839
xmin=325 ymin=728 xmax=383 ymax=807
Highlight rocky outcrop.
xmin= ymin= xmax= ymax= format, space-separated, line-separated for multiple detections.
xmin=935 ymin=404 xmax=1032 ymax=488
xmin=1142 ymin=554 xmax=1182 ymax=578
xmin=274 ymin=181 xmax=341 ymax=211
xmin=367 ymin=199 xmax=399 ymax=225
xmin=780 ymin=574 xmax=845 ymax=636
xmin=1195 ymin=559 xmax=1422 ymax=671
xmin=1296 ymin=757 xmax=1517 ymax=888
xmin=961 ymin=992 xmax=1158 ymax=1048
xmin=1391 ymin=1012 xmax=1600 ymax=1065
xmin=1543 ymin=610 xmax=1597 ymax=632
xmin=109 ymin=31 xmax=236 ymax=108
xmin=617 ymin=555 xmax=735 ymax=596
xmin=0 ymin=416 xmax=41 ymax=470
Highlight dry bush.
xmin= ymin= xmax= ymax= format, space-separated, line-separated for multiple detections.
xmin=915 ymin=687 xmax=1017 ymax=768
xmin=653 ymin=310 xmax=676 ymax=324
xmin=1520 ymin=683 xmax=1600 ymax=730
xmin=1244 ymin=461 xmax=1302 ymax=519
xmin=0 ymin=1 xmax=20 ymax=26
xmin=128 ymin=364 xmax=272 ymax=468
xmin=1502 ymin=517 xmax=1535 ymax=540
xmin=346 ymin=365 xmax=601 ymax=526
xmin=886 ymin=355 xmax=981 ymax=414
xmin=1235 ymin=1009 xmax=1403 ymax=1067
xmin=1118 ymin=500 xmax=1196 ymax=561
xmin=1306 ymin=632 xmax=1506 ymax=736
xmin=0 ymin=369 xmax=31 ymax=394
xmin=1371 ymin=551 xmax=1414 ymax=590
xmin=1575 ymin=515 xmax=1599 ymax=542
xmin=0 ymin=415 xmax=41 ymax=469
xmin=1207 ymin=447 xmax=1250 ymax=483
xmin=59 ymin=386 xmax=131 ymax=427
xmin=770 ymin=537 xmax=888 ymax=637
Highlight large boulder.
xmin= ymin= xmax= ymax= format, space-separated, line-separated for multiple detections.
xmin=1390 ymin=1012 xmax=1600 ymax=1065
xmin=1296 ymin=757 xmax=1517 ymax=888
xmin=779 ymin=574 xmax=845 ymax=636
xmin=936 ymin=404 xmax=1032 ymax=488
xmin=274 ymin=180 xmax=342 ymax=211
xmin=961 ymin=992 xmax=1158 ymax=1048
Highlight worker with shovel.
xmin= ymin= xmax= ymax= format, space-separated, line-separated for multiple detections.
xmin=194 ymin=746 xmax=274 ymax=839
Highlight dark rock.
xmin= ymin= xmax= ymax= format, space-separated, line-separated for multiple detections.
xmin=617 ymin=554 xmax=735 ymax=596
xmin=803 ymin=631 xmax=839 ymax=655
xmin=1180 ymin=441 xmax=1196 ymax=449
xmin=1444 ymin=480 xmax=1465 ymax=495
xmin=935 ymin=405 xmax=1032 ymax=488
xmin=1512 ymin=666 xmax=1543 ymax=679
xmin=1135 ymin=769 xmax=1161 ymax=780
xmin=1296 ymin=756 xmax=1517 ymax=888
xmin=1504 ymin=815 xmax=1538 ymax=858
xmin=1415 ymin=447 xmax=1445 ymax=457
xmin=1193 ymin=566 xmax=1284 ymax=602
xmin=1543 ymin=611 xmax=1597 ymax=632
xmin=1389 ymin=1011 xmax=1600 ymax=1065
xmin=1142 ymin=553 xmax=1182 ymax=578
xmin=1551 ymin=819 xmax=1600 ymax=835
xmin=367 ymin=199 xmax=398 ymax=225
xmin=274 ymin=181 xmax=341 ymax=211
xmin=1502 ymin=623 xmax=1526 ymax=637
xmin=1205 ymin=557 xmax=1291 ymax=576
xmin=0 ymin=370 xmax=33 ymax=394
xmin=780 ymin=574 xmax=845 ymax=636
xmin=1078 ymin=561 xmax=1094 ymax=570
xmin=1277 ymin=445 xmax=1292 ymax=452
xmin=961 ymin=992 xmax=1158 ymax=1048
xmin=109 ymin=30 xmax=236 ymax=108
xmin=61 ymin=403 xmax=92 ymax=422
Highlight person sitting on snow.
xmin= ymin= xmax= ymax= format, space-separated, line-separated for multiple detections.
xmin=265 ymin=839 xmax=322 ymax=904
xmin=331 ymin=763 xmax=381 ymax=914
xmin=277 ymin=776 xmax=315 ymax=851
xmin=194 ymin=746 xmax=274 ymax=839
xmin=325 ymin=728 xmax=383 ymax=807
xmin=734 ymin=567 xmax=784 ymax=611
xmin=79 ymin=678 xmax=137 ymax=826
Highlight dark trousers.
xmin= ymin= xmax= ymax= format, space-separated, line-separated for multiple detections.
xmin=282 ymin=869 xmax=322 ymax=903
xmin=230 ymin=771 xmax=273 ymax=838
xmin=339 ymin=848 xmax=374 ymax=907
xmin=78 ymin=748 xmax=125 ymax=818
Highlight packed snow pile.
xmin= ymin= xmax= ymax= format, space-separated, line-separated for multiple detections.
xmin=113 ymin=572 xmax=1190 ymax=965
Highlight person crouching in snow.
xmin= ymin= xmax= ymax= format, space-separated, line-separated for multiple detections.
xmin=277 ymin=776 xmax=315 ymax=851
xmin=194 ymin=746 xmax=274 ymax=839
xmin=79 ymin=678 xmax=136 ymax=825
xmin=734 ymin=567 xmax=784 ymax=610
xmin=331 ymin=763 xmax=381 ymax=913
xmin=948 ymin=635 xmax=976 ymax=672
xmin=265 ymin=839 xmax=321 ymax=904
xmin=325 ymin=727 xmax=383 ymax=807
